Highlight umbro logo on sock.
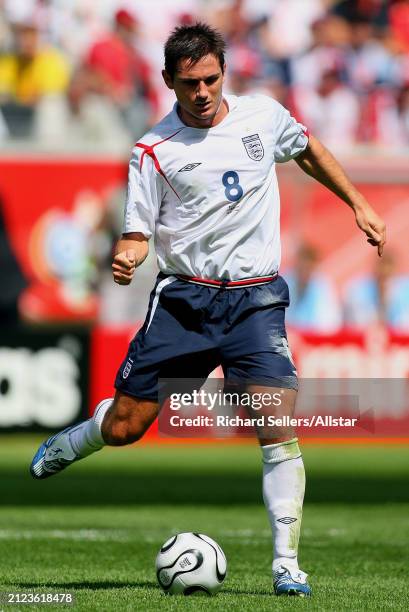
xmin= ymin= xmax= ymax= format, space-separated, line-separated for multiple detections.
xmin=178 ymin=163 xmax=202 ymax=172
xmin=277 ymin=517 xmax=297 ymax=524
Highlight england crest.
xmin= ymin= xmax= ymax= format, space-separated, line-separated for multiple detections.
xmin=242 ymin=133 xmax=264 ymax=161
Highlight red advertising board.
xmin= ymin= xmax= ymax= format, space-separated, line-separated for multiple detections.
xmin=0 ymin=157 xmax=127 ymax=321
xmin=89 ymin=324 xmax=409 ymax=441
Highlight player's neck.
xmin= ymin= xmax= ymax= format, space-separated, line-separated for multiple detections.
xmin=177 ymin=98 xmax=229 ymax=129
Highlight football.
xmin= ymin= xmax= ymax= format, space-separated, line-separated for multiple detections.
xmin=156 ymin=532 xmax=227 ymax=595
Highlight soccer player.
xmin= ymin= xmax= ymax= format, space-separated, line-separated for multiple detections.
xmin=30 ymin=23 xmax=386 ymax=597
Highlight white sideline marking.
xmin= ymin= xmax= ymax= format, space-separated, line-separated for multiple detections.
xmin=220 ymin=529 xmax=271 ymax=538
xmin=328 ymin=528 xmax=347 ymax=537
xmin=0 ymin=527 xmax=347 ymax=543
xmin=0 ymin=529 xmax=131 ymax=542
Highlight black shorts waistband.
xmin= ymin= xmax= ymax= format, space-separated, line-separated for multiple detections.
xmin=175 ymin=273 xmax=278 ymax=289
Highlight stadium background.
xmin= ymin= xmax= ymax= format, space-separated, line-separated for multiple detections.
xmin=0 ymin=1 xmax=408 ymax=609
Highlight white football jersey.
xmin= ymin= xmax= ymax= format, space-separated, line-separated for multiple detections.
xmin=123 ymin=93 xmax=308 ymax=280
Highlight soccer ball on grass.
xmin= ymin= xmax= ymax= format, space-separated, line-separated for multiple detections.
xmin=156 ymin=532 xmax=227 ymax=595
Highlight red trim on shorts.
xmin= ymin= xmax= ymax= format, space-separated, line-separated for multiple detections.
xmin=177 ymin=273 xmax=278 ymax=288
xmin=135 ymin=128 xmax=184 ymax=201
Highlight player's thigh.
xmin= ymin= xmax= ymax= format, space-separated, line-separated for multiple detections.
xmin=221 ymin=283 xmax=297 ymax=394
xmin=115 ymin=276 xmax=220 ymax=403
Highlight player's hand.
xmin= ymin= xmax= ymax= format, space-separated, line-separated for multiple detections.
xmin=112 ymin=249 xmax=137 ymax=285
xmin=354 ymin=204 xmax=386 ymax=257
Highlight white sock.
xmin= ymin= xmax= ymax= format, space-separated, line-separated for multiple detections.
xmin=261 ymin=438 xmax=305 ymax=573
xmin=68 ymin=398 xmax=113 ymax=457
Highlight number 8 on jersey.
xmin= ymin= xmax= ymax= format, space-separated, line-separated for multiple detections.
xmin=222 ymin=171 xmax=243 ymax=202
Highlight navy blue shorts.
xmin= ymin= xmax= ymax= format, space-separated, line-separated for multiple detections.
xmin=114 ymin=273 xmax=297 ymax=402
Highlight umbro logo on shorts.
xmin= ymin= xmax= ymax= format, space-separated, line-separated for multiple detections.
xmin=178 ymin=163 xmax=202 ymax=172
xmin=277 ymin=517 xmax=297 ymax=524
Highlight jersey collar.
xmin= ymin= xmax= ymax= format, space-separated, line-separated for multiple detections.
xmin=171 ymin=93 xmax=238 ymax=130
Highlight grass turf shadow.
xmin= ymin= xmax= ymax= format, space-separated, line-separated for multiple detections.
xmin=10 ymin=580 xmax=158 ymax=591
xmin=11 ymin=581 xmax=274 ymax=597
xmin=1 ymin=470 xmax=409 ymax=505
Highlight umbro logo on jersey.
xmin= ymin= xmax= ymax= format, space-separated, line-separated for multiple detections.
xmin=178 ymin=163 xmax=202 ymax=172
xmin=277 ymin=517 xmax=297 ymax=524
xmin=242 ymin=133 xmax=264 ymax=161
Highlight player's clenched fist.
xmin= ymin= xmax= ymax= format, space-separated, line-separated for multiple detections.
xmin=112 ymin=249 xmax=136 ymax=285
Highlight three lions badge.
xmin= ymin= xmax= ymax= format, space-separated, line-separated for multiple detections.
xmin=242 ymin=133 xmax=264 ymax=161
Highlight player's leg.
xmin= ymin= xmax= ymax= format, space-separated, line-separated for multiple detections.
xmin=220 ymin=276 xmax=310 ymax=596
xmin=220 ymin=377 xmax=310 ymax=596
xmin=243 ymin=383 xmax=310 ymax=596
xmin=226 ymin=376 xmax=309 ymax=595
xmin=30 ymin=391 xmax=159 ymax=479
xmin=31 ymin=274 xmax=220 ymax=480
xmin=100 ymin=391 xmax=159 ymax=445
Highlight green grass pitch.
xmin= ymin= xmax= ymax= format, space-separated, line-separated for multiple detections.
xmin=0 ymin=436 xmax=408 ymax=610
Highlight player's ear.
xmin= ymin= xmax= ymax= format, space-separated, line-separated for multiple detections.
xmin=162 ymin=69 xmax=174 ymax=90
xmin=222 ymin=63 xmax=227 ymax=83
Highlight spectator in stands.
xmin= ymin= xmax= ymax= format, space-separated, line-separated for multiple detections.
xmin=290 ymin=15 xmax=350 ymax=90
xmin=0 ymin=12 xmax=70 ymax=138
xmin=81 ymin=7 xmax=159 ymax=131
xmin=332 ymin=0 xmax=389 ymax=30
xmin=361 ymin=81 xmax=409 ymax=146
xmin=389 ymin=0 xmax=409 ymax=53
xmin=345 ymin=17 xmax=400 ymax=93
xmin=291 ymin=66 xmax=360 ymax=151
xmin=285 ymin=243 xmax=342 ymax=333
xmin=343 ymin=251 xmax=409 ymax=331
xmin=255 ymin=0 xmax=326 ymax=64
xmin=0 ymin=0 xmax=407 ymax=152
xmin=227 ymin=45 xmax=262 ymax=95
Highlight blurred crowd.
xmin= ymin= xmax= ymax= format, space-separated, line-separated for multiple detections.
xmin=285 ymin=243 xmax=409 ymax=333
xmin=0 ymin=0 xmax=409 ymax=152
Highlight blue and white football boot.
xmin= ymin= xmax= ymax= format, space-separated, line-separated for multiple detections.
xmin=273 ymin=565 xmax=312 ymax=597
xmin=30 ymin=425 xmax=81 ymax=480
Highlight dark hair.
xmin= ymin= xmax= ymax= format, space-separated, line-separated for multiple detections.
xmin=164 ymin=22 xmax=226 ymax=79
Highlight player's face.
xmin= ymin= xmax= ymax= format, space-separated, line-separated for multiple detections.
xmin=162 ymin=54 xmax=227 ymax=128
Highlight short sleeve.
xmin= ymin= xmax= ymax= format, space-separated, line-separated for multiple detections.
xmin=273 ymin=101 xmax=309 ymax=163
xmin=123 ymin=149 xmax=162 ymax=238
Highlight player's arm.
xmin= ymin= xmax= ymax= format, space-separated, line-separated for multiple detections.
xmin=294 ymin=134 xmax=386 ymax=256
xmin=112 ymin=232 xmax=149 ymax=285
